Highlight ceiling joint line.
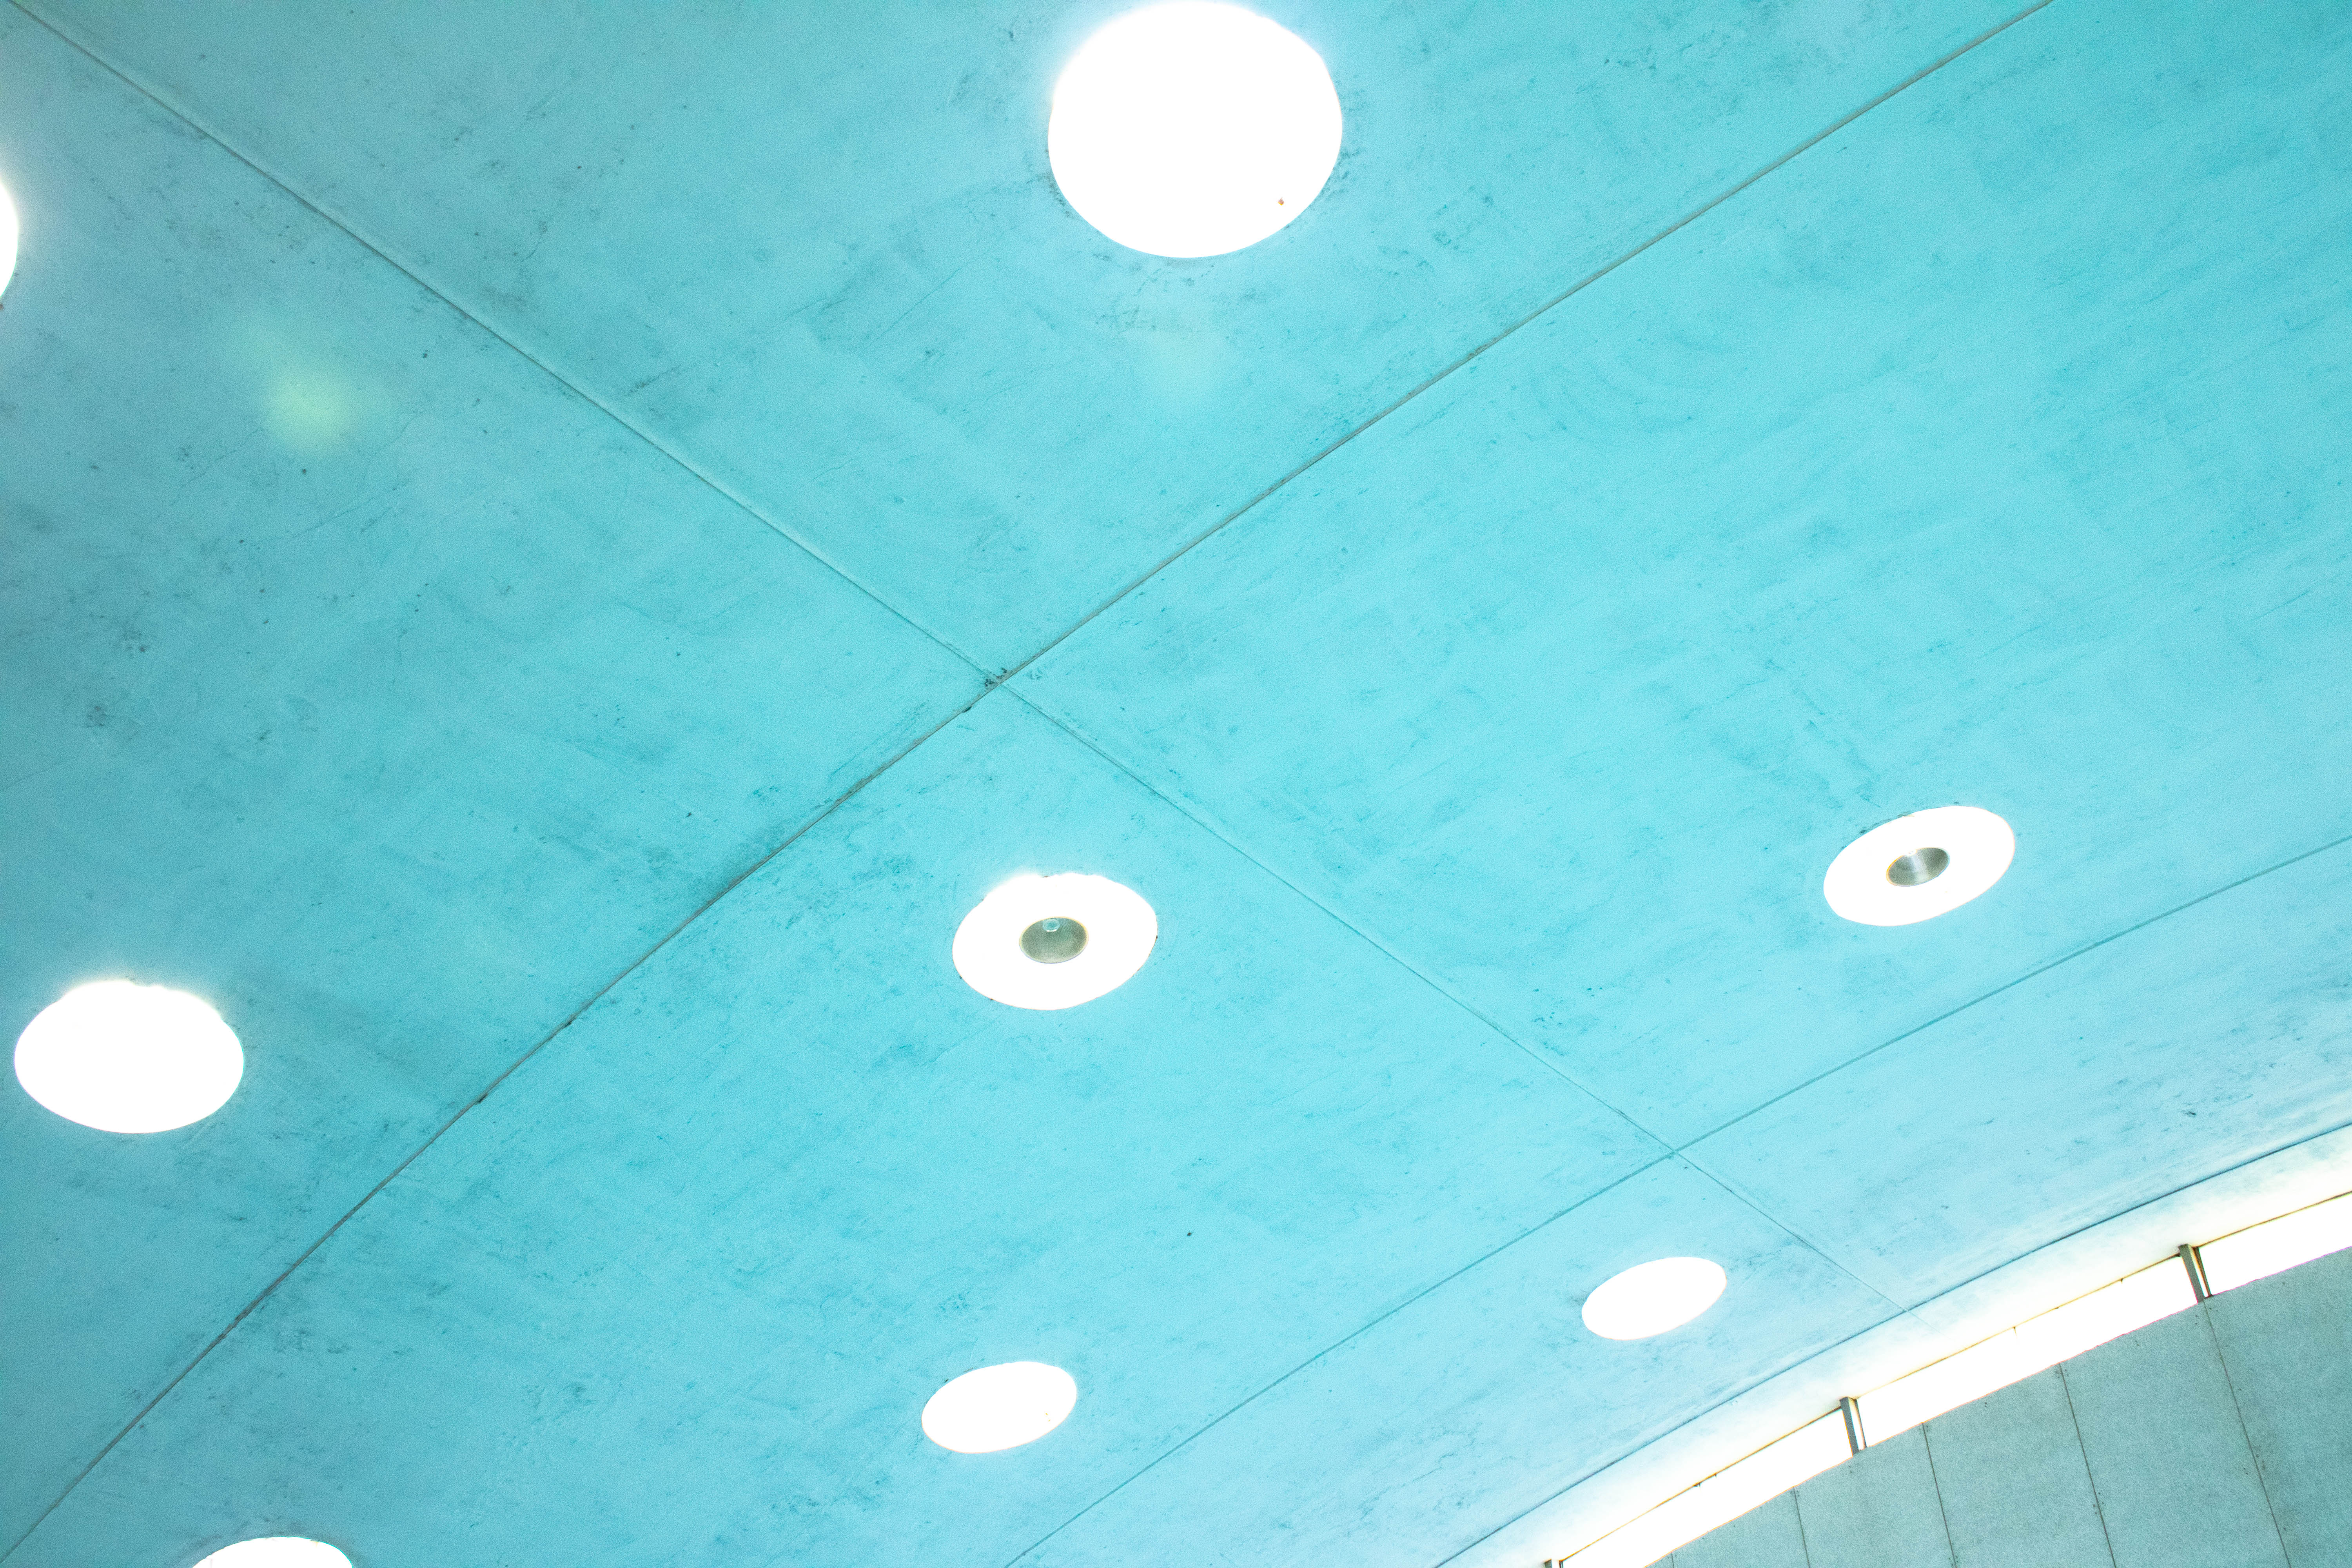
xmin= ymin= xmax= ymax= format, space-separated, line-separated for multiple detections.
xmin=980 ymin=0 xmax=2064 ymax=696
xmin=4 ymin=0 xmax=997 ymax=684
xmin=0 ymin=679 xmax=1011 ymax=1567
xmin=975 ymin=1156 xmax=1677 ymax=1568
xmin=1424 ymin=1112 xmax=2352 ymax=1568
xmin=1005 ymin=686 xmax=1671 ymax=1140
xmin=1676 ymin=828 xmax=2352 ymax=1152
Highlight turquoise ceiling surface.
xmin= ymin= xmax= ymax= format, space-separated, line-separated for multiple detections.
xmin=2 ymin=1 xmax=2347 ymax=1566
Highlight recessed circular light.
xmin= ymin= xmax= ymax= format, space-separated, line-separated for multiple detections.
xmin=192 ymin=1540 xmax=352 ymax=1568
xmin=922 ymin=1361 xmax=1079 ymax=1454
xmin=1823 ymin=806 xmax=2015 ymax=926
xmin=14 ymin=980 xmax=244 ymax=1134
xmin=1048 ymin=2 xmax=1342 ymax=259
xmin=1582 ymin=1257 xmax=1728 ymax=1341
xmin=0 ymin=181 xmax=18 ymax=301
xmin=953 ymin=873 xmax=1156 ymax=1009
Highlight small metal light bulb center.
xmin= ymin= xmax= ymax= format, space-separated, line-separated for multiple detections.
xmin=1020 ymin=916 xmax=1088 ymax=964
xmin=1886 ymin=846 xmax=1950 ymax=887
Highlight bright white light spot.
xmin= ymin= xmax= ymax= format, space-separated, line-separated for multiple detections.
xmin=192 ymin=1540 xmax=352 ymax=1568
xmin=922 ymin=1361 xmax=1079 ymax=1454
xmin=1049 ymin=2 xmax=1342 ymax=258
xmin=1822 ymin=805 xmax=2014 ymax=927
xmin=0 ymin=183 xmax=17 ymax=301
xmin=1582 ymin=1257 xmax=1728 ymax=1341
xmin=14 ymin=980 xmax=244 ymax=1133
xmin=2202 ymin=1191 xmax=2352 ymax=1294
xmin=953 ymin=873 xmax=1157 ymax=1010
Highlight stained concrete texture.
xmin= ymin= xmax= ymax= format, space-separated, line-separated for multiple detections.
xmin=1673 ymin=1246 xmax=2352 ymax=1568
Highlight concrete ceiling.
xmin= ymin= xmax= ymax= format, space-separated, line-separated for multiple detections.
xmin=2 ymin=1 xmax=2347 ymax=1565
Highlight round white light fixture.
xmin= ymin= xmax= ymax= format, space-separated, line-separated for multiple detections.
xmin=0 ymin=182 xmax=17 ymax=301
xmin=1582 ymin=1257 xmax=1729 ymax=1341
xmin=14 ymin=980 xmax=244 ymax=1134
xmin=1048 ymin=2 xmax=1342 ymax=258
xmin=192 ymin=1540 xmax=352 ymax=1568
xmin=1823 ymin=805 xmax=2015 ymax=927
xmin=953 ymin=873 xmax=1157 ymax=1009
xmin=922 ymin=1361 xmax=1079 ymax=1454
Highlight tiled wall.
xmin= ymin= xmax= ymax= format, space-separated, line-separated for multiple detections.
xmin=1668 ymin=1248 xmax=2352 ymax=1568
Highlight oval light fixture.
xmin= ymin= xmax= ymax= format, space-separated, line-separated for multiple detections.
xmin=953 ymin=873 xmax=1157 ymax=1009
xmin=1823 ymin=805 xmax=2015 ymax=927
xmin=1048 ymin=2 xmax=1342 ymax=258
xmin=1582 ymin=1257 xmax=1729 ymax=1341
xmin=922 ymin=1361 xmax=1080 ymax=1454
xmin=192 ymin=1540 xmax=353 ymax=1568
xmin=14 ymin=980 xmax=245 ymax=1134
xmin=0 ymin=181 xmax=17 ymax=301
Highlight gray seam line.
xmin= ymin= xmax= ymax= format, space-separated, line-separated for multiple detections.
xmin=2055 ymin=1362 xmax=2123 ymax=1568
xmin=2200 ymin=1304 xmax=2296 ymax=1565
xmin=1918 ymin=1424 xmax=1963 ymax=1568
xmin=0 ymin=0 xmax=2056 ymax=1552
xmin=1426 ymin=1109 xmax=2352 ymax=1568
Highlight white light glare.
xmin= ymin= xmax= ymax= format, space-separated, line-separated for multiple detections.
xmin=14 ymin=980 xmax=245 ymax=1133
xmin=1581 ymin=1257 xmax=1728 ymax=1341
xmin=1049 ymin=2 xmax=1342 ymax=258
xmin=1554 ymin=1412 xmax=1850 ymax=1568
xmin=922 ymin=1361 xmax=1079 ymax=1454
xmin=1822 ymin=805 xmax=2014 ymax=926
xmin=192 ymin=1540 xmax=353 ymax=1568
xmin=953 ymin=873 xmax=1157 ymax=1009
xmin=1858 ymin=1258 xmax=2194 ymax=1442
xmin=2201 ymin=1191 xmax=2352 ymax=1294
xmin=0 ymin=182 xmax=17 ymax=301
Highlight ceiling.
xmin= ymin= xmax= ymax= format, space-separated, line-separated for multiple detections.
xmin=3 ymin=0 xmax=2348 ymax=1564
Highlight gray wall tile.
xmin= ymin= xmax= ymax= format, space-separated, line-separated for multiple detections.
xmin=1674 ymin=1490 xmax=1811 ymax=1568
xmin=1920 ymin=1370 xmax=2114 ymax=1568
xmin=2063 ymin=1308 xmax=2287 ymax=1568
xmin=2209 ymin=1248 xmax=2352 ymax=1568
xmin=1796 ymin=1427 xmax=1956 ymax=1568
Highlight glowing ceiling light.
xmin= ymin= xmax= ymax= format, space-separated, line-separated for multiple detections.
xmin=1822 ymin=806 xmax=2014 ymax=926
xmin=192 ymin=1541 xmax=352 ymax=1568
xmin=1581 ymin=1257 xmax=1728 ymax=1341
xmin=953 ymin=873 xmax=1157 ymax=1009
xmin=921 ymin=1361 xmax=1080 ymax=1454
xmin=0 ymin=182 xmax=17 ymax=301
xmin=1048 ymin=2 xmax=1342 ymax=258
xmin=14 ymin=980 xmax=244 ymax=1134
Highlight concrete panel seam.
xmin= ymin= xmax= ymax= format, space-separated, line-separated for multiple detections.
xmin=2055 ymin=1362 xmax=2123 ymax=1568
xmin=2198 ymin=1303 xmax=2299 ymax=1567
xmin=1915 ymin=1425 xmax=1964 ymax=1568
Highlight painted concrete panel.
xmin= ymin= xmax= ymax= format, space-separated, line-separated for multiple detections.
xmin=1675 ymin=1491 xmax=1809 ymax=1568
xmin=1921 ymin=1370 xmax=2112 ymax=1568
xmin=1017 ymin=1158 xmax=1892 ymax=1568
xmin=2063 ymin=1308 xmax=2285 ymax=1568
xmin=6 ymin=695 xmax=1668 ymax=1568
xmin=0 ymin=10 xmax=978 ymax=1535
xmin=1795 ymin=1428 xmax=1955 ymax=1568
xmin=1695 ymin=841 xmax=2352 ymax=1307
xmin=2209 ymin=1249 xmax=2352 ymax=1568
xmin=1021 ymin=0 xmax=2352 ymax=1149
xmin=24 ymin=0 xmax=2026 ymax=665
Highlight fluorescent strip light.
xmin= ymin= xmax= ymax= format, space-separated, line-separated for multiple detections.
xmin=2012 ymin=1258 xmax=2197 ymax=1367
xmin=2200 ymin=1191 xmax=2352 ymax=1294
xmin=1555 ymin=1414 xmax=1850 ymax=1568
xmin=1859 ymin=1258 xmax=2194 ymax=1442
